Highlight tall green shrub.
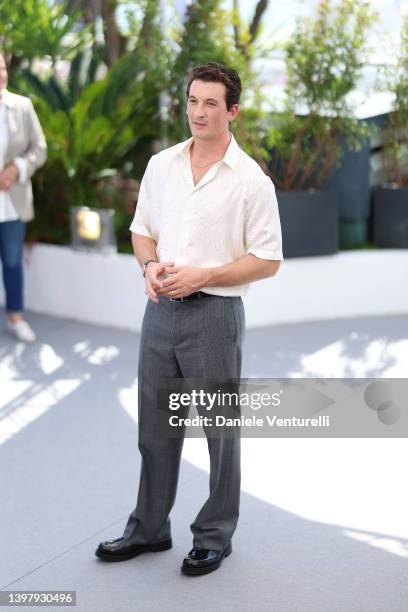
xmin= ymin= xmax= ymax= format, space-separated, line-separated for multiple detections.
xmin=380 ymin=16 xmax=408 ymax=186
xmin=264 ymin=0 xmax=376 ymax=191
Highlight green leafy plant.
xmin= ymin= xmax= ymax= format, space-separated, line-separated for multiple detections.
xmin=258 ymin=0 xmax=376 ymax=191
xmin=27 ymin=51 xmax=165 ymax=249
xmin=16 ymin=47 xmax=105 ymax=112
xmin=380 ymin=15 xmax=408 ymax=186
xmin=0 ymin=0 xmax=89 ymax=75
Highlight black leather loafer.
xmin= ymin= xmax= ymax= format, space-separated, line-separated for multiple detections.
xmin=95 ymin=537 xmax=172 ymax=562
xmin=181 ymin=542 xmax=232 ymax=576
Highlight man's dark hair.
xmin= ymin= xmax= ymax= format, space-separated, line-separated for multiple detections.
xmin=186 ymin=62 xmax=242 ymax=110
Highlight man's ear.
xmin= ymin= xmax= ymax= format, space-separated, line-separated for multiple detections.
xmin=229 ymin=104 xmax=240 ymax=122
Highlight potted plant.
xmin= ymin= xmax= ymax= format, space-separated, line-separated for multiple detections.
xmin=373 ymin=15 xmax=408 ymax=248
xmin=245 ymin=0 xmax=375 ymax=257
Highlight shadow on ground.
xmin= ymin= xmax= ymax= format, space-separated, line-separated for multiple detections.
xmin=1 ymin=311 xmax=407 ymax=611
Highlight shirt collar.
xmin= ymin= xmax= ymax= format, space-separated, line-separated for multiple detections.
xmin=0 ymin=89 xmax=15 ymax=108
xmin=177 ymin=133 xmax=240 ymax=169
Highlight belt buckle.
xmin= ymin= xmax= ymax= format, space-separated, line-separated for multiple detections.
xmin=170 ymin=296 xmax=183 ymax=302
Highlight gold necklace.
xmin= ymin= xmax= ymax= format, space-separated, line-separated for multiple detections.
xmin=191 ymin=158 xmax=223 ymax=168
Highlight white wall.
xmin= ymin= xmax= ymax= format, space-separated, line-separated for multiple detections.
xmin=0 ymin=244 xmax=407 ymax=331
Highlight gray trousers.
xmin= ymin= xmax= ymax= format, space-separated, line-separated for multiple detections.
xmin=122 ymin=293 xmax=245 ymax=551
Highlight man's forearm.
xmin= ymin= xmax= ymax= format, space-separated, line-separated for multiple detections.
xmin=131 ymin=233 xmax=158 ymax=270
xmin=205 ymin=254 xmax=281 ymax=287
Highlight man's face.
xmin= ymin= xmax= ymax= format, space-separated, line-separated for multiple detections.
xmin=186 ymin=79 xmax=239 ymax=141
xmin=0 ymin=55 xmax=8 ymax=91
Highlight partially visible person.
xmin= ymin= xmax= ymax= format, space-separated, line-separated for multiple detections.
xmin=0 ymin=52 xmax=47 ymax=342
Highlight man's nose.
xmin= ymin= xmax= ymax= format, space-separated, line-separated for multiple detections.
xmin=194 ymin=104 xmax=206 ymax=116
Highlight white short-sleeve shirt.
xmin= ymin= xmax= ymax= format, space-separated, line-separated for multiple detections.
xmin=129 ymin=133 xmax=283 ymax=296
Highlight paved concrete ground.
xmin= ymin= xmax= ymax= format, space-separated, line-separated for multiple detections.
xmin=1 ymin=310 xmax=407 ymax=612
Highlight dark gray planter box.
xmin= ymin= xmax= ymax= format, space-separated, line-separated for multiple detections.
xmin=268 ymin=113 xmax=390 ymax=249
xmin=373 ymin=187 xmax=408 ymax=248
xmin=277 ymin=191 xmax=339 ymax=257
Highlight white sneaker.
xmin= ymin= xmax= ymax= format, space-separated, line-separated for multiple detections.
xmin=7 ymin=319 xmax=36 ymax=343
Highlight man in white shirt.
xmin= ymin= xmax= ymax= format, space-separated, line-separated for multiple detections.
xmin=96 ymin=62 xmax=283 ymax=575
